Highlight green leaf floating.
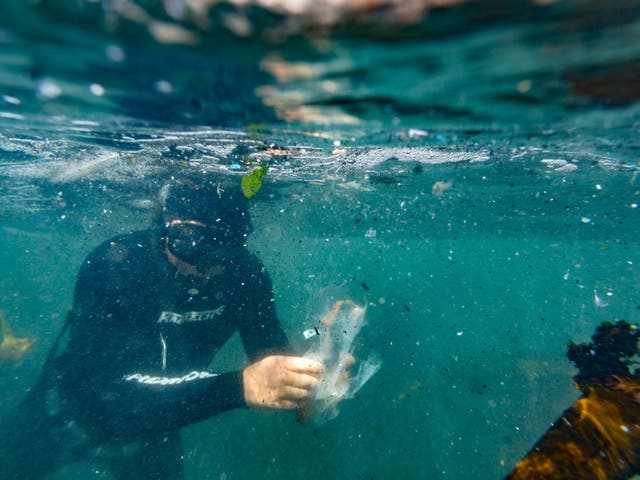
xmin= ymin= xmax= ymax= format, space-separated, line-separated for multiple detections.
xmin=241 ymin=166 xmax=268 ymax=198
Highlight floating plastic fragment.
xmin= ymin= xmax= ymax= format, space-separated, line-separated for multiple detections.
xmin=432 ymin=180 xmax=453 ymax=196
xmin=594 ymin=288 xmax=609 ymax=308
xmin=36 ymin=78 xmax=62 ymax=100
xmin=298 ymin=300 xmax=381 ymax=424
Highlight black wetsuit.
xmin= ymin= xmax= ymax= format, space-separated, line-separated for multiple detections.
xmin=0 ymin=230 xmax=291 ymax=480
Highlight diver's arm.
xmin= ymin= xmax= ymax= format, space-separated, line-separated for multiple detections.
xmin=237 ymin=259 xmax=293 ymax=360
xmin=112 ymin=368 xmax=247 ymax=431
xmin=235 ymin=257 xmax=323 ymax=410
xmin=69 ymin=305 xmax=250 ymax=435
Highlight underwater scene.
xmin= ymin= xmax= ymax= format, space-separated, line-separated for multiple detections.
xmin=0 ymin=1 xmax=639 ymax=479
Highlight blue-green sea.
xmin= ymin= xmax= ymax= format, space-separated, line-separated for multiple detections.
xmin=1 ymin=1 xmax=639 ymax=478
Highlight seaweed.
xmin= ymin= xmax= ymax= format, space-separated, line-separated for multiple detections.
xmin=240 ymin=166 xmax=268 ymax=199
xmin=506 ymin=320 xmax=640 ymax=480
xmin=568 ymin=321 xmax=640 ymax=389
xmin=0 ymin=310 xmax=35 ymax=363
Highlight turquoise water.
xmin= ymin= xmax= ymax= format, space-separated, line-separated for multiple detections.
xmin=1 ymin=1 xmax=639 ymax=479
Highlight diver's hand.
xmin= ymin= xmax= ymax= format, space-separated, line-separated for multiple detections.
xmin=242 ymin=355 xmax=324 ymax=410
xmin=334 ymin=353 xmax=356 ymax=392
xmin=342 ymin=353 xmax=356 ymax=373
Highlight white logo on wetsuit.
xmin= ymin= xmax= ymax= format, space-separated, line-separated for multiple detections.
xmin=123 ymin=371 xmax=218 ymax=385
xmin=157 ymin=306 xmax=225 ymax=324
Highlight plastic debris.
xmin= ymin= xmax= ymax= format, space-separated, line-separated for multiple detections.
xmin=298 ymin=300 xmax=381 ymax=424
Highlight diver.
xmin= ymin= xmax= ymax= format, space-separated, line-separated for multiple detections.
xmin=0 ymin=178 xmax=324 ymax=480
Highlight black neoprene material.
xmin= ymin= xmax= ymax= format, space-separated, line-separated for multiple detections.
xmin=59 ymin=230 xmax=292 ymax=441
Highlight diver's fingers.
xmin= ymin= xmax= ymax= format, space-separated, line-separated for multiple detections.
xmin=265 ymin=386 xmax=314 ymax=410
xmin=244 ymin=356 xmax=319 ymax=410
xmin=335 ymin=353 xmax=356 ymax=385
xmin=284 ymin=371 xmax=320 ymax=391
xmin=274 ymin=398 xmax=302 ymax=410
xmin=282 ymin=385 xmax=314 ymax=402
xmin=286 ymin=356 xmax=324 ymax=376
xmin=343 ymin=353 xmax=356 ymax=369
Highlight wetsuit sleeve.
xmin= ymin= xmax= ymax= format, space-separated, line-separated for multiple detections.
xmin=237 ymin=258 xmax=294 ymax=361
xmin=63 ymin=238 xmax=247 ymax=439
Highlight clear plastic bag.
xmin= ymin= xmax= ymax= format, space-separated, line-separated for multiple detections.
xmin=299 ymin=300 xmax=381 ymax=423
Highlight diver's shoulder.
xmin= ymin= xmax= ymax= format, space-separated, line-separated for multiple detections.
xmin=233 ymin=249 xmax=273 ymax=287
xmin=236 ymin=248 xmax=267 ymax=270
xmin=83 ymin=230 xmax=155 ymax=267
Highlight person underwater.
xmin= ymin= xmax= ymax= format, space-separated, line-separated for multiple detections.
xmin=0 ymin=177 xmax=324 ymax=480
